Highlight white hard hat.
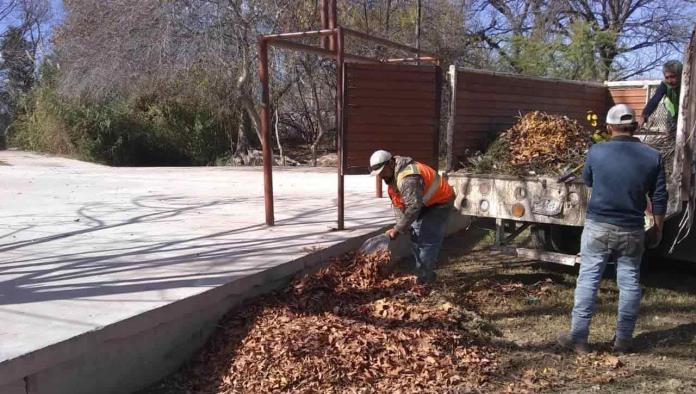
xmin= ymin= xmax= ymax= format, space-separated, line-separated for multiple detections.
xmin=369 ymin=150 xmax=392 ymax=176
xmin=606 ymin=104 xmax=636 ymax=125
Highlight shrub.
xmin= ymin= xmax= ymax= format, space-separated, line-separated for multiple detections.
xmin=10 ymin=67 xmax=232 ymax=166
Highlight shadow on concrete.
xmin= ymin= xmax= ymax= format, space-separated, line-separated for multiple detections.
xmin=0 ymin=194 xmax=390 ymax=306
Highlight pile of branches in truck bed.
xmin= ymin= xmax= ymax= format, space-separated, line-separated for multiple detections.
xmin=465 ymin=111 xmax=592 ymax=176
xmin=164 ymin=252 xmax=498 ymax=393
xmin=642 ymin=133 xmax=676 ymax=177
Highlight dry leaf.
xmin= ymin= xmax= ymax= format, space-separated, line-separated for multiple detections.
xmin=174 ymin=250 xmax=498 ymax=393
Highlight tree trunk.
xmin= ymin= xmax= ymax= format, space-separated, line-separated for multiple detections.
xmin=362 ymin=1 xmax=369 ymax=32
xmin=309 ymin=78 xmax=326 ymax=167
xmin=236 ymin=46 xmax=263 ymax=146
xmin=385 ymin=0 xmax=392 ymax=33
xmin=234 ymin=112 xmax=251 ymax=164
xmin=415 ymin=0 xmax=422 ymax=57
xmin=599 ymin=43 xmax=617 ymax=81
xmin=274 ymin=108 xmax=285 ymax=166
xmin=240 ymin=94 xmax=262 ymax=144
xmin=226 ymin=117 xmax=236 ymax=155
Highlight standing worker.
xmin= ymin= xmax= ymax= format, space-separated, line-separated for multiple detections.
xmin=642 ymin=60 xmax=683 ymax=132
xmin=369 ymin=150 xmax=454 ymax=284
xmin=557 ymin=104 xmax=668 ymax=354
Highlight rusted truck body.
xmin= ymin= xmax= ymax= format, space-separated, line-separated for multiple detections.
xmin=445 ymin=31 xmax=696 ymax=265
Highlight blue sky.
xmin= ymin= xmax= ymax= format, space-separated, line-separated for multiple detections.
xmin=50 ymin=0 xmax=65 ymax=27
xmin=3 ymin=1 xmax=694 ymax=80
xmin=0 ymin=0 xmax=64 ymax=32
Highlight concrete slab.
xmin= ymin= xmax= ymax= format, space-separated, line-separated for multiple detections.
xmin=0 ymin=151 xmax=396 ymax=393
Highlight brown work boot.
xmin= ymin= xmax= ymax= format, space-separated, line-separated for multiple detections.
xmin=613 ymin=337 xmax=634 ymax=354
xmin=556 ymin=332 xmax=591 ymax=354
xmin=415 ymin=271 xmax=436 ymax=286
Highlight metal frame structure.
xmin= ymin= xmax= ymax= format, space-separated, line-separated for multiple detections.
xmin=258 ymin=0 xmax=440 ymax=229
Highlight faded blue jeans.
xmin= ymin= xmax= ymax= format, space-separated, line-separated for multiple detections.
xmin=410 ymin=203 xmax=452 ymax=280
xmin=571 ymin=219 xmax=645 ymax=342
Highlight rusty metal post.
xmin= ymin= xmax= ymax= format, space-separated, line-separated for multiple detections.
xmin=433 ymin=65 xmax=443 ymax=171
xmin=258 ymin=38 xmax=274 ymax=226
xmin=320 ymin=0 xmax=329 ymax=49
xmin=268 ymin=39 xmax=378 ymax=64
xmin=341 ymin=27 xmax=438 ymax=59
xmin=263 ymin=29 xmax=335 ymax=40
xmin=446 ymin=65 xmax=457 ymax=172
xmin=415 ymin=0 xmax=422 ymax=65
xmin=336 ymin=27 xmax=345 ymax=230
xmin=328 ymin=0 xmax=337 ymax=51
xmin=376 ymin=175 xmax=383 ymax=198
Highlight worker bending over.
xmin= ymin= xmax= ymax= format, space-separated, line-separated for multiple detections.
xmin=369 ymin=150 xmax=454 ymax=284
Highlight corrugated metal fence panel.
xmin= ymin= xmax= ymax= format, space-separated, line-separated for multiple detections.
xmin=344 ymin=63 xmax=441 ymax=173
xmin=453 ymin=70 xmax=607 ymax=159
xmin=607 ymin=87 xmax=648 ymax=117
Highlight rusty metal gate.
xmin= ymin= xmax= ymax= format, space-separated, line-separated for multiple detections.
xmin=344 ymin=63 xmax=442 ymax=174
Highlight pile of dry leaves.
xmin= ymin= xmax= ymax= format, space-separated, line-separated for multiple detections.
xmin=174 ymin=252 xmax=498 ymax=393
xmin=466 ymin=111 xmax=592 ymax=176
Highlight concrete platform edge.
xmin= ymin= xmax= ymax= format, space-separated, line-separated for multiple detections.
xmin=0 ymin=226 xmax=390 ymax=394
xmin=0 ymin=213 xmax=470 ymax=394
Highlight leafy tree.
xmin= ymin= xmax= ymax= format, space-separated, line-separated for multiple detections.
xmin=472 ymin=0 xmax=693 ymax=80
xmin=564 ymin=0 xmax=692 ymax=80
xmin=555 ymin=20 xmax=617 ymax=80
xmin=1 ymin=26 xmax=35 ymax=136
xmin=1 ymin=26 xmax=35 ymax=95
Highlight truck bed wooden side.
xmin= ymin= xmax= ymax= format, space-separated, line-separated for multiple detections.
xmin=448 ymin=173 xmax=589 ymax=227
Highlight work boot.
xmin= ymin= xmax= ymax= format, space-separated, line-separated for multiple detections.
xmin=416 ymin=271 xmax=436 ymax=285
xmin=556 ymin=332 xmax=591 ymax=354
xmin=613 ymin=337 xmax=634 ymax=354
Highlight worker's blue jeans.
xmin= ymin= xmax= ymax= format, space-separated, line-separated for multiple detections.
xmin=571 ymin=219 xmax=645 ymax=343
xmin=410 ymin=203 xmax=451 ymax=281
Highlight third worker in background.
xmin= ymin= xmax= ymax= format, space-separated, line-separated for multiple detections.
xmin=642 ymin=60 xmax=683 ymax=132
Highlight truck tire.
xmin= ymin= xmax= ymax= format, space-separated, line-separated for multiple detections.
xmin=531 ymin=225 xmax=551 ymax=250
xmin=532 ymin=224 xmax=582 ymax=254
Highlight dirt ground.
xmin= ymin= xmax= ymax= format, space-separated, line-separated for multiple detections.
xmin=147 ymin=225 xmax=695 ymax=393
xmin=435 ymin=227 xmax=696 ymax=393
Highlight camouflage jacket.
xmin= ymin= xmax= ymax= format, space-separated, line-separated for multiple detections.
xmin=390 ymin=156 xmax=424 ymax=233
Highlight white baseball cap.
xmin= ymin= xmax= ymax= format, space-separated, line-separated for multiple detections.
xmin=369 ymin=150 xmax=392 ymax=176
xmin=606 ymin=104 xmax=636 ymax=125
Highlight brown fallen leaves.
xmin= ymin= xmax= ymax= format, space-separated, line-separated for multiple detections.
xmin=466 ymin=111 xmax=591 ymax=176
xmin=180 ymin=252 xmax=498 ymax=393
xmin=504 ymin=353 xmax=631 ymax=393
xmin=507 ymin=112 xmax=590 ymax=167
xmin=468 ymin=278 xmax=556 ymax=307
xmin=575 ymin=353 xmax=632 ymax=385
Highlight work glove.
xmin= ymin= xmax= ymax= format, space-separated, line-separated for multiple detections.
xmin=591 ymin=131 xmax=610 ymax=144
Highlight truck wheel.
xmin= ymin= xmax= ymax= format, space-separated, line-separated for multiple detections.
xmin=532 ymin=224 xmax=581 ymax=254
xmin=531 ymin=225 xmax=553 ymax=250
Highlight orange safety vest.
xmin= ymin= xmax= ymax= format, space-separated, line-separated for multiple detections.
xmin=388 ymin=161 xmax=454 ymax=209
